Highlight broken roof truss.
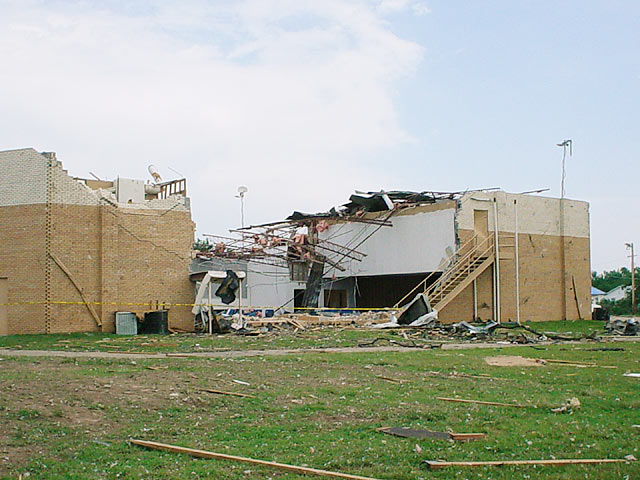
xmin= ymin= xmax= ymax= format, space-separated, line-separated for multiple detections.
xmin=198 ymin=189 xmax=490 ymax=273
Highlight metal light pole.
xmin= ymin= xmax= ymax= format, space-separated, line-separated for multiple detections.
xmin=557 ymin=139 xmax=572 ymax=320
xmin=626 ymin=242 xmax=636 ymax=315
xmin=557 ymin=139 xmax=573 ymax=199
xmin=236 ymin=186 xmax=248 ymax=329
xmin=237 ymin=186 xmax=248 ymax=229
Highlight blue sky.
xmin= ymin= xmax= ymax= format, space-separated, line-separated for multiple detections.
xmin=0 ymin=0 xmax=638 ymax=271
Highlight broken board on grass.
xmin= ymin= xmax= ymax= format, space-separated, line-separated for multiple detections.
xmin=424 ymin=458 xmax=631 ymax=469
xmin=377 ymin=427 xmax=485 ymax=442
xmin=131 ymin=439 xmax=382 ymax=480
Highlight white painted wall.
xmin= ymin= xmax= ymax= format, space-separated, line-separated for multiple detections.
xmin=318 ymin=206 xmax=457 ymax=278
xmin=246 ymin=260 xmax=305 ymax=310
xmin=457 ymin=191 xmax=590 ymax=238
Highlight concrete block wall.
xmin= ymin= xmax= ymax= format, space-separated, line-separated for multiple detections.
xmin=0 ymin=149 xmax=47 ymax=206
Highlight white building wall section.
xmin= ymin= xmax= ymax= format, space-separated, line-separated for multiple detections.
xmin=0 ymin=148 xmax=47 ymax=206
xmin=457 ymin=191 xmax=589 ymax=238
xmin=320 ymin=207 xmax=457 ymax=278
xmin=245 ymin=261 xmax=304 ymax=310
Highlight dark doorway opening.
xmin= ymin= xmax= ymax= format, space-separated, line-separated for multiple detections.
xmin=355 ymin=273 xmax=441 ymax=308
xmin=324 ymin=289 xmax=347 ymax=308
xmin=293 ymin=289 xmax=306 ymax=309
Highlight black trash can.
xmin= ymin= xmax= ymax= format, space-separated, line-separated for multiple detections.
xmin=139 ymin=310 xmax=169 ymax=334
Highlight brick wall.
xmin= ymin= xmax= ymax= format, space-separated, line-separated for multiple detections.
xmin=0 ymin=204 xmax=47 ymax=333
xmin=440 ymin=229 xmax=591 ymax=323
xmin=97 ymin=206 xmax=195 ymax=332
xmin=0 ymin=148 xmax=196 ymax=334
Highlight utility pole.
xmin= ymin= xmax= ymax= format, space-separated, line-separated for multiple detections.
xmin=626 ymin=242 xmax=636 ymax=315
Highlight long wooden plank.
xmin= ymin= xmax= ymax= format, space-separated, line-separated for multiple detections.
xmin=130 ymin=439 xmax=382 ymax=480
xmin=202 ymin=389 xmax=255 ymax=398
xmin=571 ymin=275 xmax=584 ymax=320
xmin=425 ymin=458 xmax=628 ymax=470
xmin=437 ymin=397 xmax=529 ymax=408
xmin=545 ymin=359 xmax=596 ymax=366
xmin=377 ymin=427 xmax=485 ymax=442
xmin=49 ymin=253 xmax=102 ymax=327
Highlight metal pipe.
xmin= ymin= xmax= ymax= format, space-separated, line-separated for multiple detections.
xmin=633 ymin=244 xmax=636 ymax=316
xmin=493 ymin=196 xmax=501 ymax=323
xmin=473 ymin=279 xmax=478 ymax=321
xmin=238 ymin=278 xmax=243 ymax=329
xmin=208 ymin=279 xmax=213 ymax=336
xmin=514 ymin=199 xmax=520 ymax=325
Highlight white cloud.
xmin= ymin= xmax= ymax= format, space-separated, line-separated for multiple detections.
xmin=0 ymin=0 xmax=423 ymax=234
xmin=377 ymin=0 xmax=430 ymax=16
xmin=412 ymin=2 xmax=432 ymax=16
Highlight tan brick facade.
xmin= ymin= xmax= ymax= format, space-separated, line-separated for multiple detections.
xmin=0 ymin=149 xmax=195 ymax=334
xmin=439 ymin=230 xmax=591 ymax=323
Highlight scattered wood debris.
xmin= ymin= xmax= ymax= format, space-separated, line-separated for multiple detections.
xmin=436 ymin=397 xmax=530 ymax=408
xmin=545 ymin=359 xmax=596 ymax=367
xmin=358 ymin=337 xmax=439 ymax=349
xmin=202 ymin=389 xmax=255 ymax=399
xmin=424 ymin=458 xmax=631 ymax=469
xmin=550 ymin=397 xmax=581 ymax=413
xmin=377 ymin=427 xmax=485 ymax=441
xmin=130 ymin=439 xmax=382 ymax=480
xmin=374 ymin=375 xmax=406 ymax=384
xmin=425 ymin=370 xmax=509 ymax=381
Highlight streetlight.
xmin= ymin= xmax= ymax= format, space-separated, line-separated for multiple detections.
xmin=626 ymin=242 xmax=636 ymax=315
xmin=557 ymin=139 xmax=572 ymax=320
xmin=556 ymin=139 xmax=572 ymax=199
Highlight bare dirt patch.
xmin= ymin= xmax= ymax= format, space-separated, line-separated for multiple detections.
xmin=484 ymin=355 xmax=545 ymax=367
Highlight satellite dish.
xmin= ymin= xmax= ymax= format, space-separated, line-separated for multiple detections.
xmin=237 ymin=185 xmax=248 ymax=196
xmin=148 ymin=165 xmax=162 ymax=183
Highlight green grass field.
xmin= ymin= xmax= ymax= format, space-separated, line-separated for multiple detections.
xmin=0 ymin=320 xmax=611 ymax=354
xmin=0 ymin=324 xmax=638 ymax=479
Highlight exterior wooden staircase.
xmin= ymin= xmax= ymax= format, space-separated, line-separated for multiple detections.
xmin=393 ymin=234 xmax=496 ymax=312
xmin=425 ymin=234 xmax=495 ymax=311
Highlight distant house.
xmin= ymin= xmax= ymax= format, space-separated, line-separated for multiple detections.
xmin=591 ymin=286 xmax=606 ymax=304
xmin=602 ymin=285 xmax=631 ymax=302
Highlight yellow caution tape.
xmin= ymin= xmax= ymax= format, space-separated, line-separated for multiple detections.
xmin=0 ymin=300 xmax=398 ymax=311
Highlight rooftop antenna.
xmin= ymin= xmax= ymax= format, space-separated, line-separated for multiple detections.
xmin=556 ymin=139 xmax=572 ymax=199
xmin=167 ymin=166 xmax=185 ymax=178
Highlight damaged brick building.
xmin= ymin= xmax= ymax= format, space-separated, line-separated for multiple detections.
xmin=200 ymin=189 xmax=591 ymax=323
xmin=0 ymin=148 xmax=195 ymax=334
